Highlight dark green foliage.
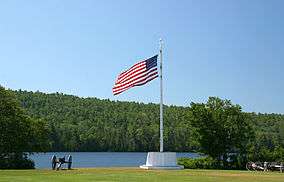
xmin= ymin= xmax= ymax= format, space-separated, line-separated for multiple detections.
xmin=11 ymin=89 xmax=284 ymax=169
xmin=247 ymin=113 xmax=284 ymax=162
xmin=178 ymin=156 xmax=249 ymax=170
xmin=178 ymin=157 xmax=219 ymax=169
xmin=0 ymin=86 xmax=49 ymax=169
xmin=0 ymin=153 xmax=35 ymax=169
xmin=14 ymin=90 xmax=195 ymax=152
xmin=189 ymin=97 xmax=253 ymax=168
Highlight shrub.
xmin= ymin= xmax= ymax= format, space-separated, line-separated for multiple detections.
xmin=178 ymin=157 xmax=219 ymax=169
xmin=0 ymin=153 xmax=35 ymax=169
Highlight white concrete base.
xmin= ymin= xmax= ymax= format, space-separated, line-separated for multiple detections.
xmin=140 ymin=152 xmax=184 ymax=170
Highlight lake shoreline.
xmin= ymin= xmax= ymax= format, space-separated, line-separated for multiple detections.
xmin=29 ymin=152 xmax=200 ymax=169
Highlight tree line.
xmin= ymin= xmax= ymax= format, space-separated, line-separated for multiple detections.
xmin=14 ymin=90 xmax=194 ymax=152
xmin=14 ymin=90 xmax=284 ymax=156
xmin=1 ymin=87 xmax=284 ymax=169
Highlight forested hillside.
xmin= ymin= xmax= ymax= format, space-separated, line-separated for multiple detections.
xmin=248 ymin=113 xmax=284 ymax=161
xmin=14 ymin=90 xmax=195 ymax=152
xmin=13 ymin=90 xmax=284 ymax=155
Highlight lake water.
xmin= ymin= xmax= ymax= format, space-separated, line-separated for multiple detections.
xmin=30 ymin=152 xmax=199 ymax=169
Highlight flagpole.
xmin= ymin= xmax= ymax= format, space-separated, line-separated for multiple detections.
xmin=140 ymin=40 xmax=183 ymax=169
xmin=159 ymin=39 xmax=164 ymax=152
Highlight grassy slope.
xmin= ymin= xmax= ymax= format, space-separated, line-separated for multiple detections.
xmin=0 ymin=168 xmax=283 ymax=182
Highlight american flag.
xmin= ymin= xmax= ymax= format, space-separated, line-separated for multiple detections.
xmin=113 ymin=55 xmax=159 ymax=95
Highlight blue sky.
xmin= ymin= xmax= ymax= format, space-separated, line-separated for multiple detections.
xmin=0 ymin=0 xmax=283 ymax=113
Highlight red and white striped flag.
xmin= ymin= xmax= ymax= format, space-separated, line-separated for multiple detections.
xmin=112 ymin=55 xmax=158 ymax=95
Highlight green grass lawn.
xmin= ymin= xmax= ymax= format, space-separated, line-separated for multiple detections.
xmin=0 ymin=168 xmax=283 ymax=182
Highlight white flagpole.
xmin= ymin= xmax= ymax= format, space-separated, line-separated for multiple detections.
xmin=140 ymin=39 xmax=182 ymax=170
xmin=159 ymin=39 xmax=164 ymax=152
